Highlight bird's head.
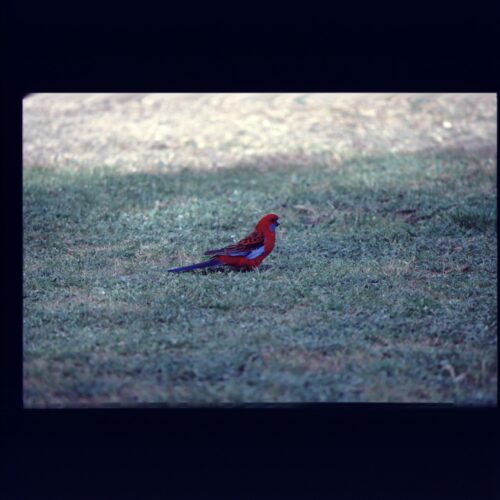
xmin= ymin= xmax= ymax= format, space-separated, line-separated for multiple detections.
xmin=256 ymin=213 xmax=280 ymax=232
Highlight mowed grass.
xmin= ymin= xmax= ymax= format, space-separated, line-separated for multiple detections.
xmin=23 ymin=150 xmax=497 ymax=406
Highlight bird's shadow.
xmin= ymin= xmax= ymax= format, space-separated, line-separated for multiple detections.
xmin=200 ymin=264 xmax=271 ymax=274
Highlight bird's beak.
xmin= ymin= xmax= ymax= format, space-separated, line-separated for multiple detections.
xmin=276 ymin=221 xmax=280 ymax=226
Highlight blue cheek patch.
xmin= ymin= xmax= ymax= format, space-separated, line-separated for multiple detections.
xmin=269 ymin=223 xmax=277 ymax=232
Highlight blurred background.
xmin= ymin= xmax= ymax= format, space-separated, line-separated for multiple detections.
xmin=24 ymin=93 xmax=496 ymax=172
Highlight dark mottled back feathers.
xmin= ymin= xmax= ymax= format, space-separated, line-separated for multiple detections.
xmin=204 ymin=230 xmax=264 ymax=257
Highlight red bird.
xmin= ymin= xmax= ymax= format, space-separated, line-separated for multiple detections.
xmin=168 ymin=213 xmax=280 ymax=272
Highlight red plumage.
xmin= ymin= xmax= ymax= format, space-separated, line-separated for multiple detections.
xmin=168 ymin=213 xmax=280 ymax=272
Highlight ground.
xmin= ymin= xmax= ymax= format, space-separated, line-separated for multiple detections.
xmin=23 ymin=93 xmax=497 ymax=406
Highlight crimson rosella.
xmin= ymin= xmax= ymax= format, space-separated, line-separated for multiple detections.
xmin=167 ymin=213 xmax=280 ymax=272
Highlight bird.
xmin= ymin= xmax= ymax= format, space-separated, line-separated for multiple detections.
xmin=167 ymin=213 xmax=280 ymax=273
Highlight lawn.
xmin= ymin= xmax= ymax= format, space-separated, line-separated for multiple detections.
xmin=23 ymin=145 xmax=497 ymax=405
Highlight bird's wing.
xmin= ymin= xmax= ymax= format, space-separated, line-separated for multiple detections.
xmin=204 ymin=230 xmax=264 ymax=257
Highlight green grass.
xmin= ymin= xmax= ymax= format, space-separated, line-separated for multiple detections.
xmin=23 ymin=150 xmax=497 ymax=405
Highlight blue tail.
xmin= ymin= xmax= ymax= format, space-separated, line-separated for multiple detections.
xmin=167 ymin=259 xmax=222 ymax=273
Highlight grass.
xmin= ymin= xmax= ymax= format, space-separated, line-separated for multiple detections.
xmin=23 ymin=149 xmax=497 ymax=405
